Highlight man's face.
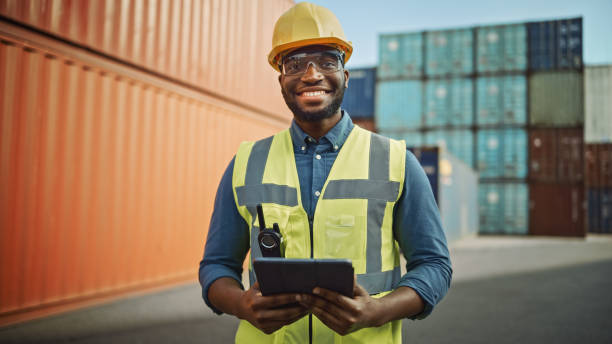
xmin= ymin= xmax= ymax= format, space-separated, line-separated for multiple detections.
xmin=278 ymin=46 xmax=350 ymax=122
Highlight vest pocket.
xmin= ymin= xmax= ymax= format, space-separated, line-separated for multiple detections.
xmin=321 ymin=214 xmax=366 ymax=265
xmin=284 ymin=212 xmax=309 ymax=258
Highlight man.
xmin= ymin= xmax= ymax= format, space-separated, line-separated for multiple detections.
xmin=199 ymin=2 xmax=451 ymax=343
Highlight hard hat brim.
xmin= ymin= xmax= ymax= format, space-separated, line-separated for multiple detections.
xmin=268 ymin=37 xmax=353 ymax=72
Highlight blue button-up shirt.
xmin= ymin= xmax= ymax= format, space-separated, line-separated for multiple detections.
xmin=199 ymin=112 xmax=452 ymax=319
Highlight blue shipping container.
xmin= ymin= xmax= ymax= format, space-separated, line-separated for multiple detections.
xmin=477 ymin=24 xmax=527 ymax=73
xmin=479 ymin=182 xmax=528 ymax=234
xmin=528 ymin=18 xmax=583 ymax=71
xmin=425 ymin=129 xmax=474 ymax=167
xmin=477 ymin=128 xmax=527 ymax=178
xmin=409 ymin=147 xmax=440 ymax=204
xmin=476 ymin=75 xmax=526 ymax=126
xmin=382 ymin=130 xmax=423 ymax=148
xmin=587 ymin=188 xmax=612 ymax=233
xmin=425 ymin=28 xmax=473 ymax=76
xmin=342 ymin=67 xmax=376 ymax=118
xmin=379 ymin=33 xmax=423 ymax=79
xmin=425 ymin=78 xmax=473 ymax=127
xmin=376 ymin=80 xmax=423 ymax=130
xmin=557 ymin=18 xmax=583 ymax=68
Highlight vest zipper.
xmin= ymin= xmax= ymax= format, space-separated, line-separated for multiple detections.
xmin=308 ymin=215 xmax=314 ymax=344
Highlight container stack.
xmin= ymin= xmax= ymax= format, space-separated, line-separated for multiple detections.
xmin=584 ymin=65 xmax=612 ymax=233
xmin=374 ymin=17 xmax=587 ymax=236
xmin=475 ymin=23 xmax=529 ymax=235
xmin=376 ymin=31 xmax=425 ymax=147
xmin=376 ymin=28 xmax=476 ymax=164
xmin=527 ymin=18 xmax=585 ymax=237
xmin=342 ymin=67 xmax=377 ymax=131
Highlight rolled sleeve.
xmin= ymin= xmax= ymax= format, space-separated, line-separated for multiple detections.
xmin=198 ymin=157 xmax=250 ymax=315
xmin=393 ymin=151 xmax=453 ymax=319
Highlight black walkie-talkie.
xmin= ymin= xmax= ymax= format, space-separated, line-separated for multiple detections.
xmin=256 ymin=204 xmax=283 ymax=258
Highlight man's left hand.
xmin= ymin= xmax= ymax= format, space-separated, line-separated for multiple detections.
xmin=297 ymin=277 xmax=383 ymax=335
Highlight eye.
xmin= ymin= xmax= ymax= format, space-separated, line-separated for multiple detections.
xmin=319 ymin=57 xmax=338 ymax=70
xmin=284 ymin=59 xmax=301 ymax=73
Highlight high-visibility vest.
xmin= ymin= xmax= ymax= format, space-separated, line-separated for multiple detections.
xmin=231 ymin=125 xmax=406 ymax=344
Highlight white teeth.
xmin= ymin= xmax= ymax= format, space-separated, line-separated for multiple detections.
xmin=302 ymin=91 xmax=326 ymax=96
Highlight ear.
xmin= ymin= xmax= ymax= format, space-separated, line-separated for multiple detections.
xmin=344 ymin=69 xmax=349 ymax=88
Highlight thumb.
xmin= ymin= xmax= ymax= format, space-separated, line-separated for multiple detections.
xmin=353 ymin=275 xmax=369 ymax=297
xmin=251 ymin=281 xmax=260 ymax=291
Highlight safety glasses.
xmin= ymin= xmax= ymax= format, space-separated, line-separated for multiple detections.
xmin=281 ymin=50 xmax=344 ymax=76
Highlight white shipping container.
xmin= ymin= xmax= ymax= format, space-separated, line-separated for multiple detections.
xmin=585 ymin=65 xmax=612 ymax=143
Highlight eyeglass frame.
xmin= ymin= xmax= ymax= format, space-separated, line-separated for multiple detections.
xmin=279 ymin=49 xmax=346 ymax=76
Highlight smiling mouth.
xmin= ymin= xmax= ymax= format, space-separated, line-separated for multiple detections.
xmin=298 ymin=90 xmax=330 ymax=97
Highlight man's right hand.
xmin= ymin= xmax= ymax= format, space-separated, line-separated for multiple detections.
xmin=208 ymin=277 xmax=308 ymax=335
xmin=236 ymin=281 xmax=309 ymax=334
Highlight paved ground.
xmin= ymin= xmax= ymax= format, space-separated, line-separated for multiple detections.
xmin=2 ymin=235 xmax=612 ymax=343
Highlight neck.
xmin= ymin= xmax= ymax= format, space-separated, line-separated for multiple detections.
xmin=294 ymin=110 xmax=342 ymax=141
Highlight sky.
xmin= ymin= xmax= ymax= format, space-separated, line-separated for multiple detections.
xmin=296 ymin=0 xmax=612 ymax=68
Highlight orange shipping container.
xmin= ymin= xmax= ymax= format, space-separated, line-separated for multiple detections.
xmin=0 ymin=16 xmax=290 ymax=325
xmin=0 ymin=0 xmax=293 ymax=117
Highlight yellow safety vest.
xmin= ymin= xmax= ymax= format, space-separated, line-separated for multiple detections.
xmin=231 ymin=125 xmax=406 ymax=344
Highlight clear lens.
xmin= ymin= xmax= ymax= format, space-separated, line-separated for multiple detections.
xmin=282 ymin=51 xmax=342 ymax=76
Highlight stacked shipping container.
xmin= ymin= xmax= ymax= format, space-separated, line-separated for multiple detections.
xmin=475 ymin=23 xmax=529 ymax=235
xmin=375 ymin=17 xmax=585 ymax=236
xmin=0 ymin=0 xmax=294 ymax=325
xmin=584 ymin=65 xmax=612 ymax=233
xmin=376 ymin=28 xmax=476 ymax=168
xmin=527 ymin=18 xmax=585 ymax=237
xmin=342 ymin=67 xmax=377 ymax=131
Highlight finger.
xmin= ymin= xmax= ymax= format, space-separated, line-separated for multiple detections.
xmin=313 ymin=287 xmax=359 ymax=312
xmin=303 ymin=293 xmax=354 ymax=321
xmin=283 ymin=307 xmax=310 ymax=325
xmin=257 ymin=308 xmax=309 ymax=333
xmin=353 ymin=279 xmax=369 ymax=297
xmin=311 ymin=305 xmax=351 ymax=335
xmin=259 ymin=321 xmax=288 ymax=335
xmin=312 ymin=287 xmax=343 ymax=305
xmin=254 ymin=293 xmax=300 ymax=309
xmin=255 ymin=305 xmax=307 ymax=322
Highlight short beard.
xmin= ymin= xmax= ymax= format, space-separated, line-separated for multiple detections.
xmin=282 ymin=86 xmax=345 ymax=122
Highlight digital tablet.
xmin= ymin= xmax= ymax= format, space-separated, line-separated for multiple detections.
xmin=253 ymin=258 xmax=354 ymax=297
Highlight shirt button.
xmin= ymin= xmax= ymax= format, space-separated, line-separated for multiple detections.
xmin=315 ymin=154 xmax=321 ymax=160
xmin=301 ymin=146 xmax=306 ymax=151
xmin=314 ymin=191 xmax=321 ymax=197
xmin=334 ymin=145 xmax=339 ymax=150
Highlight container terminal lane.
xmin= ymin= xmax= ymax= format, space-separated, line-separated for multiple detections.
xmin=1 ymin=235 xmax=612 ymax=343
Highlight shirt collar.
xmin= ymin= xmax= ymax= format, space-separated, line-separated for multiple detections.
xmin=290 ymin=110 xmax=354 ymax=151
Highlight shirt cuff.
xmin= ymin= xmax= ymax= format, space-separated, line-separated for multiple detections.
xmin=200 ymin=265 xmax=244 ymax=315
xmin=397 ymin=277 xmax=437 ymax=320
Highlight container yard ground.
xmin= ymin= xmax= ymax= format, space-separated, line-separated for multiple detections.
xmin=2 ymin=235 xmax=611 ymax=344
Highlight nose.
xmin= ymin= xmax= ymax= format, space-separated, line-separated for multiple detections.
xmin=300 ymin=62 xmax=324 ymax=82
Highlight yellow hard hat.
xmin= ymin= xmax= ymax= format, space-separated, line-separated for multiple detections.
xmin=268 ymin=2 xmax=353 ymax=72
